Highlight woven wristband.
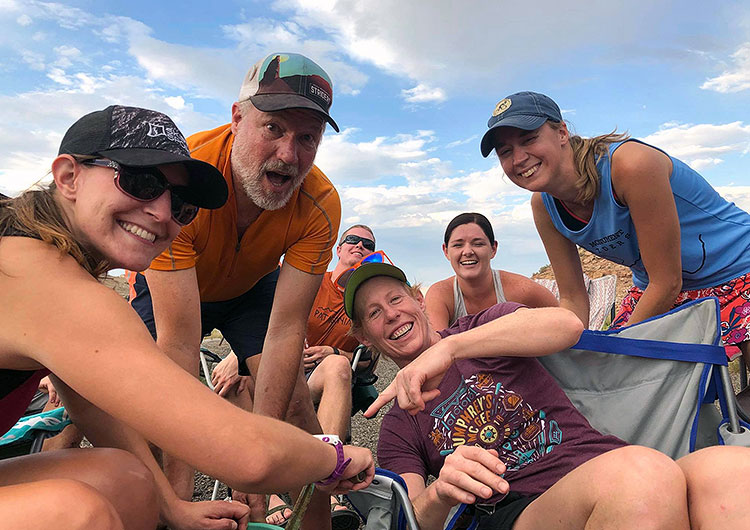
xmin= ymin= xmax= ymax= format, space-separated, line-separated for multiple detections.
xmin=314 ymin=435 xmax=351 ymax=486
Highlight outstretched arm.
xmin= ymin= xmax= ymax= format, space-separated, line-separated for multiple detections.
xmin=366 ymin=306 xmax=584 ymax=416
xmin=531 ymin=193 xmax=590 ymax=327
xmin=610 ymin=141 xmax=682 ymax=325
xmin=252 ymin=262 xmax=324 ymax=421
xmin=4 ymin=241 xmax=373 ymax=494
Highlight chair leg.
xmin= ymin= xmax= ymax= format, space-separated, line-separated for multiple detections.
xmin=29 ymin=432 xmax=50 ymax=454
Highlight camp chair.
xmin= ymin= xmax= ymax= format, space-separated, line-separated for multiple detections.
xmin=346 ymin=468 xmax=418 ymax=530
xmin=539 ymin=296 xmax=750 ymax=458
xmin=534 ymin=274 xmax=617 ymax=331
xmin=197 ymin=346 xmax=234 ymax=501
xmin=0 ymin=407 xmax=72 ymax=459
xmin=351 ymin=344 xmax=380 ymax=416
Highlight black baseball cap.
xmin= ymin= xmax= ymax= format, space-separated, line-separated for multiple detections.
xmin=480 ymin=91 xmax=562 ymax=157
xmin=58 ymin=105 xmax=228 ymax=209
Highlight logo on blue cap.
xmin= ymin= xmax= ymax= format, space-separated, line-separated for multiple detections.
xmin=480 ymin=91 xmax=562 ymax=158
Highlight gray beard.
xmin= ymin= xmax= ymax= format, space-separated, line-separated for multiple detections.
xmin=240 ymin=175 xmax=292 ymax=211
xmin=231 ymin=153 xmax=298 ymax=211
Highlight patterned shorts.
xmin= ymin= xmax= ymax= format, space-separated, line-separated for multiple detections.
xmin=612 ymin=272 xmax=750 ymax=358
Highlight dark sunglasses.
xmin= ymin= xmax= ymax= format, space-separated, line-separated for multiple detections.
xmin=340 ymin=234 xmax=376 ymax=251
xmin=335 ymin=250 xmax=392 ymax=291
xmin=83 ymin=159 xmax=199 ymax=226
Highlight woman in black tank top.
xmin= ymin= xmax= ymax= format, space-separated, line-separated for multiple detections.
xmin=0 ymin=106 xmax=375 ymax=529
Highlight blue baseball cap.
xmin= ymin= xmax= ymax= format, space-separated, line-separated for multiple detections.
xmin=480 ymin=91 xmax=562 ymax=157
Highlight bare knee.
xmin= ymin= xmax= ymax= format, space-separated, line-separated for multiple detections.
xmin=318 ymin=355 xmax=352 ymax=386
xmin=679 ymin=445 xmax=750 ymax=492
xmin=610 ymin=446 xmax=684 ymax=489
xmin=596 ymin=446 xmax=687 ymax=523
xmin=90 ymin=449 xmax=159 ymax=529
xmin=35 ymin=479 xmax=125 ymax=530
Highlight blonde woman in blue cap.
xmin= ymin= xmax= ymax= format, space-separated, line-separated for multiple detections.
xmin=0 ymin=106 xmax=373 ymax=530
xmin=480 ymin=91 xmax=750 ymax=365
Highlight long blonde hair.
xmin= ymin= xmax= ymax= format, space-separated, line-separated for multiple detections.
xmin=0 ymin=169 xmax=110 ymax=278
xmin=549 ymin=121 xmax=629 ymax=203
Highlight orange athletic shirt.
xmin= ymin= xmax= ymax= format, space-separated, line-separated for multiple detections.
xmin=148 ymin=124 xmax=341 ymax=302
xmin=306 ymin=271 xmax=360 ymax=352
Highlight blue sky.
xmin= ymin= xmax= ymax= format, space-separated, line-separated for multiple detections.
xmin=2 ymin=0 xmax=749 ymax=286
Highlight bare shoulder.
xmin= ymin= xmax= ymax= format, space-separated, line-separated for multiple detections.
xmin=0 ymin=236 xmax=98 ymax=287
xmin=611 ymin=142 xmax=672 ymax=198
xmin=530 ymin=191 xmax=545 ymax=209
xmin=425 ymin=277 xmax=454 ymax=329
xmin=498 ymin=270 xmax=559 ymax=308
xmin=0 ymin=237 xmax=143 ymax=363
xmin=425 ymin=277 xmax=454 ymax=301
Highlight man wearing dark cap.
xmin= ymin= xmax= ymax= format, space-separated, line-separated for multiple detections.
xmin=129 ymin=52 xmax=341 ymax=527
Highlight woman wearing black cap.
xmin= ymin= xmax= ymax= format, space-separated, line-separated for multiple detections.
xmin=480 ymin=91 xmax=750 ymax=366
xmin=0 ymin=105 xmax=373 ymax=529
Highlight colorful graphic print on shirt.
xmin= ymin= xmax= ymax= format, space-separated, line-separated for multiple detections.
xmin=428 ymin=372 xmax=562 ymax=472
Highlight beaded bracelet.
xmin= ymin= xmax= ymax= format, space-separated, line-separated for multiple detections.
xmin=314 ymin=434 xmax=352 ymax=486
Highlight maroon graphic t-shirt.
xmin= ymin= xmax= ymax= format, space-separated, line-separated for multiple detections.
xmin=378 ymin=303 xmax=626 ymax=499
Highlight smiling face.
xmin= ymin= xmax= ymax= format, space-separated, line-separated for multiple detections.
xmin=354 ymin=276 xmax=438 ymax=367
xmin=443 ymin=222 xmax=497 ymax=281
xmin=63 ymin=158 xmax=186 ymax=271
xmin=492 ymin=121 xmax=570 ymax=194
xmin=230 ymin=102 xmax=325 ymax=211
xmin=336 ymin=226 xmax=375 ymax=268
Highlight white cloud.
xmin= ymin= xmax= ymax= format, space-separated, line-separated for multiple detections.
xmin=221 ymin=19 xmax=368 ymax=96
xmin=688 ymin=158 xmax=724 ymax=170
xmin=271 ymin=0 xmax=666 ymax=99
xmin=52 ymin=44 xmax=81 ymax=67
xmin=401 ymin=83 xmax=446 ymax=104
xmin=715 ymin=186 xmax=750 ymax=212
xmin=16 ymin=14 xmax=32 ymax=26
xmin=701 ymin=42 xmax=750 ymax=93
xmin=315 ymin=128 xmax=441 ymax=184
xmin=19 ymin=48 xmax=45 ymax=70
xmin=445 ymin=135 xmax=479 ymax=148
xmin=0 ymin=75 xmax=225 ymax=196
xmin=642 ymin=121 xmax=750 ymax=167
xmin=164 ymin=95 xmax=186 ymax=110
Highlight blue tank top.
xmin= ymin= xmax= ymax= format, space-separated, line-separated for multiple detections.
xmin=541 ymin=139 xmax=750 ymax=290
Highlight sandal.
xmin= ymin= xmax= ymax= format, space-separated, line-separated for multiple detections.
xmin=331 ymin=496 xmax=361 ymax=530
xmin=266 ymin=494 xmax=294 ymax=527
